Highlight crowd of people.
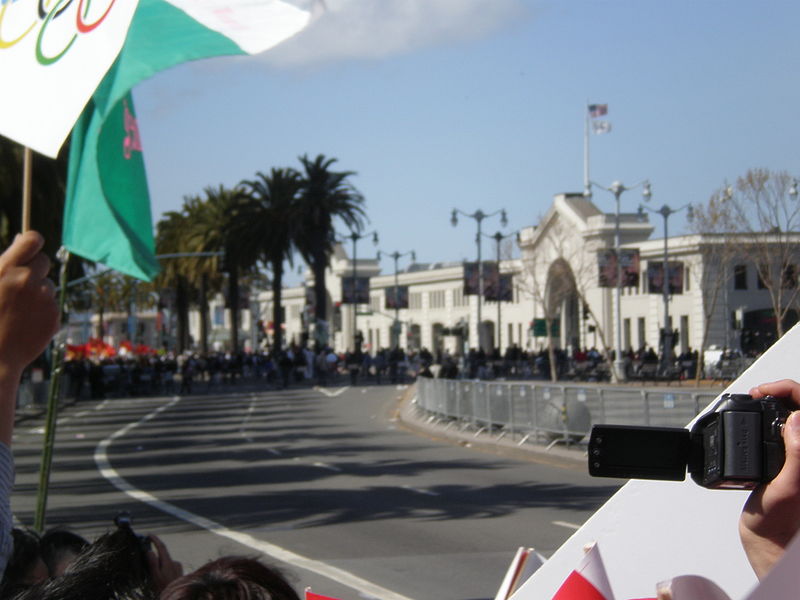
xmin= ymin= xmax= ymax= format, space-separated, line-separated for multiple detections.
xmin=0 ymin=231 xmax=797 ymax=599
xmin=56 ymin=341 xmax=753 ymax=402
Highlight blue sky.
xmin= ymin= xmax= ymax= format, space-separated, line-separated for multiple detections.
xmin=134 ymin=0 xmax=800 ymax=284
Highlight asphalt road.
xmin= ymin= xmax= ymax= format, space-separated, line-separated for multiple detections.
xmin=11 ymin=383 xmax=622 ymax=600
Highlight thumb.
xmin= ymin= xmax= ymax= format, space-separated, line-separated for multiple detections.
xmin=772 ymin=411 xmax=800 ymax=495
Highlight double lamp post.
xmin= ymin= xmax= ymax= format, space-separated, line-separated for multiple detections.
xmin=451 ymin=207 xmax=508 ymax=352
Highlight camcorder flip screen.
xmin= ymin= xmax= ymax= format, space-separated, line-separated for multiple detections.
xmin=588 ymin=425 xmax=691 ymax=481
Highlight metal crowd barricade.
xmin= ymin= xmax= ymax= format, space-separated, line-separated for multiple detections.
xmin=414 ymin=378 xmax=721 ymax=449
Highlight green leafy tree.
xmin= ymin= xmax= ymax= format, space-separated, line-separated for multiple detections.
xmin=295 ymin=154 xmax=366 ymax=346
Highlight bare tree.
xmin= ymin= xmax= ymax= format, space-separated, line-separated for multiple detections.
xmin=686 ymin=187 xmax=740 ymax=382
xmin=723 ymin=169 xmax=800 ymax=338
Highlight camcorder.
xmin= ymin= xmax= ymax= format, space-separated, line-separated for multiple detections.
xmin=588 ymin=393 xmax=792 ymax=490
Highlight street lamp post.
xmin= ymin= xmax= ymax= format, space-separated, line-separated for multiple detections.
xmin=483 ymin=230 xmax=516 ymax=352
xmin=347 ymin=230 xmax=378 ymax=352
xmin=588 ymin=180 xmax=651 ymax=382
xmin=451 ymin=208 xmax=508 ymax=352
xmin=639 ymin=196 xmax=692 ymax=376
xmin=377 ymin=249 xmax=416 ymax=348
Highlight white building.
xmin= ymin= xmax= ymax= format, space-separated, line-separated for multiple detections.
xmin=160 ymin=193 xmax=798 ymax=359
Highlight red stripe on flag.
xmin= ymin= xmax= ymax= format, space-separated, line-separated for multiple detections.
xmin=551 ymin=570 xmax=609 ymax=600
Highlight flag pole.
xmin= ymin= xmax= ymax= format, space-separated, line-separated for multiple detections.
xmin=583 ymin=102 xmax=590 ymax=196
xmin=22 ymin=147 xmax=32 ymax=232
xmin=33 ymin=247 xmax=70 ymax=532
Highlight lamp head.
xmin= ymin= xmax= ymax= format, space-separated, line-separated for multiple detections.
xmin=610 ymin=181 xmax=625 ymax=196
xmin=450 ymin=209 xmax=458 ymax=227
xmin=790 ymin=179 xmax=799 ymax=199
xmin=687 ymin=205 xmax=695 ymax=222
xmin=372 ymin=232 xmax=379 ymax=245
xmin=411 ymin=250 xmax=417 ymax=262
xmin=637 ymin=205 xmax=645 ymax=220
xmin=501 ymin=209 xmax=508 ymax=228
xmin=642 ymin=180 xmax=652 ymax=201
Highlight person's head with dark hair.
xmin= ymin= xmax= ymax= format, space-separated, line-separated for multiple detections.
xmin=12 ymin=526 xmax=154 ymax=600
xmin=0 ymin=528 xmax=47 ymax=598
xmin=39 ymin=528 xmax=89 ymax=577
xmin=159 ymin=556 xmax=300 ymax=600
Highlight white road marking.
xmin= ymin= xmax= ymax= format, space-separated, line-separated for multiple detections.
xmin=314 ymin=386 xmax=349 ymax=397
xmin=312 ymin=462 xmax=342 ymax=472
xmin=553 ymin=520 xmax=581 ymax=530
xmin=401 ymin=485 xmax=440 ymax=497
xmin=94 ymin=399 xmax=415 ymax=600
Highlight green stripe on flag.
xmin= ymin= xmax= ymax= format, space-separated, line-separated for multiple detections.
xmin=63 ymin=0 xmax=250 ymax=280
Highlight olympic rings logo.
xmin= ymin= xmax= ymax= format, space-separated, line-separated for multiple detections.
xmin=0 ymin=0 xmax=117 ymax=65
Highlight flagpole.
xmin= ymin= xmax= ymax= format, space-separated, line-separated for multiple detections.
xmin=33 ymin=248 xmax=69 ymax=532
xmin=22 ymin=147 xmax=32 ymax=232
xmin=583 ymin=102 xmax=590 ymax=196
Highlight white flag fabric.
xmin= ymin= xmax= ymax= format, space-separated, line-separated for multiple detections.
xmin=0 ymin=1 xmax=140 ymax=158
xmin=1 ymin=0 xmax=311 ymax=158
xmin=592 ymin=120 xmax=612 ymax=134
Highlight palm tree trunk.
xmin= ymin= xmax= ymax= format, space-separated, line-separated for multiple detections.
xmin=272 ymin=260 xmax=284 ymax=354
xmin=176 ymin=278 xmax=190 ymax=353
xmin=199 ymin=273 xmax=209 ymax=356
xmin=228 ymin=265 xmax=240 ymax=352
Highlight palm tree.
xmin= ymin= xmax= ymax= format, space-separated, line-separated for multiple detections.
xmin=180 ymin=193 xmax=229 ymax=355
xmin=237 ymin=168 xmax=302 ymax=354
xmin=155 ymin=210 xmax=194 ymax=353
xmin=295 ymin=154 xmax=366 ymax=346
xmin=199 ymin=184 xmax=259 ymax=353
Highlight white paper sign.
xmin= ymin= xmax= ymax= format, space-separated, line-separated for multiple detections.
xmin=511 ymin=323 xmax=800 ymax=600
xmin=0 ymin=0 xmax=139 ymax=157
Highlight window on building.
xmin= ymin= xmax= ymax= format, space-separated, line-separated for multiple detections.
xmin=429 ymin=289 xmax=446 ymax=309
xmin=213 ymin=306 xmax=225 ymax=327
xmin=680 ymin=315 xmax=689 ymax=354
xmin=409 ymin=292 xmax=423 ymax=310
xmin=290 ymin=305 xmax=301 ymax=319
xmin=452 ymin=288 xmax=470 ymax=307
xmin=637 ymin=317 xmax=646 ymax=350
xmin=734 ymin=264 xmax=748 ymax=290
xmin=623 ymin=318 xmax=631 ymax=352
xmin=757 ymin=265 xmax=768 ymax=289
xmin=782 ymin=264 xmax=797 ymax=289
xmin=370 ymin=294 xmax=381 ymax=312
xmin=684 ymin=266 xmax=690 ymax=292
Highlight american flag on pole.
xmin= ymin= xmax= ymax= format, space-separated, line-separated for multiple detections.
xmin=588 ymin=104 xmax=608 ymax=118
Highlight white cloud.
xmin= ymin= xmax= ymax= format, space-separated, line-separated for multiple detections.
xmin=265 ymin=0 xmax=531 ymax=67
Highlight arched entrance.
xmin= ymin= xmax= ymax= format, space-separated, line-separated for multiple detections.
xmin=545 ymin=259 xmax=581 ymax=352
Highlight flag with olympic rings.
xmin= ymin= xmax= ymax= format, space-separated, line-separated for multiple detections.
xmin=0 ymin=0 xmax=140 ymax=158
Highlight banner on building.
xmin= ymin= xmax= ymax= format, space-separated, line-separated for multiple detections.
xmin=341 ymin=277 xmax=370 ymax=304
xmin=463 ymin=261 xmax=499 ymax=296
xmin=597 ymin=249 xmax=640 ymax=287
xmin=647 ymin=262 xmax=684 ymax=294
xmin=485 ymin=274 xmax=514 ymax=302
xmin=531 ymin=318 xmax=559 ymax=337
xmin=385 ymin=285 xmax=409 ymax=309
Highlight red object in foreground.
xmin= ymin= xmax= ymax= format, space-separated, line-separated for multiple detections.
xmin=551 ymin=569 xmax=609 ymax=600
xmin=305 ymin=589 xmax=341 ymax=600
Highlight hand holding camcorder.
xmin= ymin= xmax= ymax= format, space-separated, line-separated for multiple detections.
xmin=588 ymin=393 xmax=792 ymax=490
